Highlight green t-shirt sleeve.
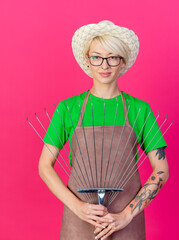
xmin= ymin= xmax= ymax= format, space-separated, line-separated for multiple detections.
xmin=140 ymin=103 xmax=167 ymax=154
xmin=43 ymin=101 xmax=67 ymax=149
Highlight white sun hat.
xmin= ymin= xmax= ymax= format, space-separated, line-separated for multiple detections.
xmin=72 ymin=20 xmax=140 ymax=77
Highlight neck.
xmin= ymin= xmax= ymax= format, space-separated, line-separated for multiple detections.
xmin=89 ymin=84 xmax=121 ymax=99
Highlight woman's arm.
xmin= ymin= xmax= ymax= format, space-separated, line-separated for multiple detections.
xmin=39 ymin=143 xmax=110 ymax=228
xmin=125 ymin=147 xmax=169 ymax=217
xmin=94 ymin=147 xmax=169 ymax=240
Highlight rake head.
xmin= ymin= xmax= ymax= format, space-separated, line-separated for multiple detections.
xmin=26 ymin=96 xmax=173 ymax=207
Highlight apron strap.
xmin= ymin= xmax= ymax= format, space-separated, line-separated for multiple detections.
xmin=77 ymin=90 xmax=90 ymax=127
xmin=120 ymin=91 xmax=130 ymax=126
xmin=77 ymin=90 xmax=130 ymax=127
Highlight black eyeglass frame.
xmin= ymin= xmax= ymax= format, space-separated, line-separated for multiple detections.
xmin=88 ymin=56 xmax=123 ymax=67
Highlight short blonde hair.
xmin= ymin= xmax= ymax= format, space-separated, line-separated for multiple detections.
xmin=84 ymin=35 xmax=130 ymax=64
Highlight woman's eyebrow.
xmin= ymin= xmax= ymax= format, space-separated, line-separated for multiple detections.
xmin=90 ymin=52 xmax=113 ymax=55
xmin=90 ymin=52 xmax=101 ymax=54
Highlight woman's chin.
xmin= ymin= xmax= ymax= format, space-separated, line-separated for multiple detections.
xmin=95 ymin=75 xmax=116 ymax=84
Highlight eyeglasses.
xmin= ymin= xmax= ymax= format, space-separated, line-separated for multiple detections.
xmin=88 ymin=56 xmax=123 ymax=67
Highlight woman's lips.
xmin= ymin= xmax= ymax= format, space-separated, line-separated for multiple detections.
xmin=99 ymin=72 xmax=111 ymax=77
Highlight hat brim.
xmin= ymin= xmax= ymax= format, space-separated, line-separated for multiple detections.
xmin=72 ymin=21 xmax=139 ymax=78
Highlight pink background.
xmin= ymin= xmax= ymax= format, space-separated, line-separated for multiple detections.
xmin=0 ymin=0 xmax=178 ymax=239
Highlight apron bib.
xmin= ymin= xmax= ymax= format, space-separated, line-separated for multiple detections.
xmin=60 ymin=90 xmax=146 ymax=240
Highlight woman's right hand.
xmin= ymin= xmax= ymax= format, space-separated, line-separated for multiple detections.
xmin=73 ymin=200 xmax=112 ymax=228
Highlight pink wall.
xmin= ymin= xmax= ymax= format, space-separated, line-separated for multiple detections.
xmin=0 ymin=0 xmax=178 ymax=239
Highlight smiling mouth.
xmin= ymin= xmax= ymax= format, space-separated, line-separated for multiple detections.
xmin=99 ymin=72 xmax=111 ymax=77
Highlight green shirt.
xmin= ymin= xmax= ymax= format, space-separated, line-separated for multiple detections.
xmin=43 ymin=89 xmax=167 ymax=167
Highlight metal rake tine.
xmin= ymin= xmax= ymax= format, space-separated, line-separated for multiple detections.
xmin=65 ymin=101 xmax=94 ymax=200
xmin=76 ymin=98 xmax=96 ymax=203
xmin=89 ymin=96 xmax=98 ymax=188
xmin=35 ymin=111 xmax=70 ymax=173
xmin=107 ymin=102 xmax=140 ymax=203
xmin=106 ymin=100 xmax=131 ymax=189
xmin=100 ymin=98 xmax=105 ymax=187
xmin=44 ymin=108 xmax=69 ymax=159
xmin=106 ymin=101 xmax=131 ymax=202
xmin=42 ymin=108 xmax=91 ymax=201
xmin=108 ymin=114 xmax=169 ymax=206
xmin=121 ymin=119 xmax=173 ymax=190
xmin=110 ymin=108 xmax=152 ymax=187
xmin=116 ymin=109 xmax=160 ymax=189
xmin=107 ymin=109 xmax=160 ymax=205
xmin=108 ymin=119 xmax=173 ymax=208
xmin=76 ymin=98 xmax=95 ymax=187
xmin=54 ymin=103 xmax=85 ymax=176
xmin=119 ymin=114 xmax=168 ymax=189
xmin=54 ymin=104 xmax=94 ymax=202
xmin=103 ymin=97 xmax=119 ymax=187
xmin=26 ymin=117 xmax=89 ymax=203
xmin=110 ymin=103 xmax=141 ymax=189
xmin=34 ymin=112 xmax=91 ymax=202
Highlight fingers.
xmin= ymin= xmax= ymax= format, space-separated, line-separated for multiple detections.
xmin=94 ymin=214 xmax=115 ymax=237
xmin=85 ymin=204 xmax=108 ymax=217
xmin=88 ymin=203 xmax=108 ymax=213
xmin=88 ymin=220 xmax=106 ymax=229
xmin=96 ymin=217 xmax=113 ymax=223
xmin=78 ymin=202 xmax=111 ymax=230
xmin=89 ymin=215 xmax=112 ymax=224
xmin=96 ymin=214 xmax=114 ymax=223
xmin=99 ymin=228 xmax=114 ymax=240
xmin=89 ymin=209 xmax=108 ymax=216
xmin=95 ymin=224 xmax=114 ymax=240
xmin=94 ymin=222 xmax=108 ymax=235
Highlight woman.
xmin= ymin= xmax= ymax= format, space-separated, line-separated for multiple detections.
xmin=39 ymin=21 xmax=169 ymax=240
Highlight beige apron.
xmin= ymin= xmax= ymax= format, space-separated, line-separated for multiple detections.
xmin=60 ymin=90 xmax=146 ymax=239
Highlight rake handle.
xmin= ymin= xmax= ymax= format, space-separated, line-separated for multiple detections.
xmin=96 ymin=190 xmax=106 ymax=240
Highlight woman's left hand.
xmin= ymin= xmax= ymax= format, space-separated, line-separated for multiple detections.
xmin=94 ymin=209 xmax=133 ymax=240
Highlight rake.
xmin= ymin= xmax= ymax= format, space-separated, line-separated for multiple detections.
xmin=26 ymin=95 xmax=172 ymax=236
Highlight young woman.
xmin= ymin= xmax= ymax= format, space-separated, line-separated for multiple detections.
xmin=39 ymin=21 xmax=169 ymax=240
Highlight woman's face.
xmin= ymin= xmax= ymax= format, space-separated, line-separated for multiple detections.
xmin=86 ymin=40 xmax=126 ymax=85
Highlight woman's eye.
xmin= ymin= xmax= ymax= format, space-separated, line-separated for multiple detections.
xmin=91 ymin=56 xmax=100 ymax=60
xmin=110 ymin=56 xmax=118 ymax=59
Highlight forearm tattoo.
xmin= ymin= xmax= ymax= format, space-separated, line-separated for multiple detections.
xmin=128 ymin=171 xmax=165 ymax=215
xmin=155 ymin=147 xmax=166 ymax=160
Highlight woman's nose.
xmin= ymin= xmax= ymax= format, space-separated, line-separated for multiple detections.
xmin=101 ymin=59 xmax=110 ymax=69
